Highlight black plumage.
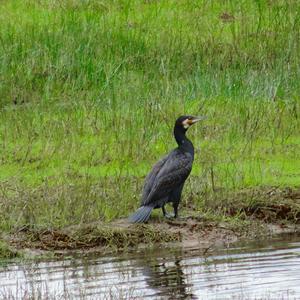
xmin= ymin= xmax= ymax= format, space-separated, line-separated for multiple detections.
xmin=129 ymin=115 xmax=203 ymax=223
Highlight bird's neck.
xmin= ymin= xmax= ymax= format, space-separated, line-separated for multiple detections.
xmin=174 ymin=127 xmax=194 ymax=154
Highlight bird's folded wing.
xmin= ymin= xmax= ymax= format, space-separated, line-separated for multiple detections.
xmin=141 ymin=153 xmax=170 ymax=203
xmin=142 ymin=151 xmax=193 ymax=206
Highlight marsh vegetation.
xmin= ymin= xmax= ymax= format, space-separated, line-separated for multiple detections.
xmin=0 ymin=0 xmax=299 ymax=253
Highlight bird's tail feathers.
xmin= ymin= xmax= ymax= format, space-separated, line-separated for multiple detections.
xmin=128 ymin=206 xmax=153 ymax=223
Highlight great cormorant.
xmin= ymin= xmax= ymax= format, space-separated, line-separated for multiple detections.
xmin=129 ymin=115 xmax=203 ymax=223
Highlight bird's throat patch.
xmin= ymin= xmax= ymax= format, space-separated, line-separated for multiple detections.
xmin=182 ymin=119 xmax=191 ymax=129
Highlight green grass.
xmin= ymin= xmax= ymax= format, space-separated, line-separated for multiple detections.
xmin=0 ymin=240 xmax=19 ymax=259
xmin=0 ymin=0 xmax=299 ymax=232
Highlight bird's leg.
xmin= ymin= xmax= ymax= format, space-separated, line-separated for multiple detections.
xmin=173 ymin=204 xmax=178 ymax=218
xmin=173 ymin=202 xmax=188 ymax=220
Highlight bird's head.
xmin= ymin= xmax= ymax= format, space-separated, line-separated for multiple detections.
xmin=175 ymin=115 xmax=206 ymax=131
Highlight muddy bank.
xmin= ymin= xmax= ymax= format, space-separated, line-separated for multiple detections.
xmin=5 ymin=217 xmax=299 ymax=259
xmin=3 ymin=187 xmax=300 ymax=259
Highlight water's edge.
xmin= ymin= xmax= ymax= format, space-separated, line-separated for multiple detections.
xmin=1 ymin=233 xmax=300 ymax=299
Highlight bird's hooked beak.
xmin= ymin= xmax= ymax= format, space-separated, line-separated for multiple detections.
xmin=182 ymin=116 xmax=206 ymax=129
xmin=188 ymin=116 xmax=206 ymax=125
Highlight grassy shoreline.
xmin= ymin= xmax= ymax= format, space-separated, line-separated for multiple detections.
xmin=1 ymin=186 xmax=300 ymax=260
xmin=0 ymin=0 xmax=300 ymax=256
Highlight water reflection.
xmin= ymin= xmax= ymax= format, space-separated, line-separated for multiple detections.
xmin=139 ymin=253 xmax=196 ymax=299
xmin=0 ymin=234 xmax=300 ymax=299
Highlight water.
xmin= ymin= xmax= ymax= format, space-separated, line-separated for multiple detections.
xmin=1 ymin=234 xmax=300 ymax=299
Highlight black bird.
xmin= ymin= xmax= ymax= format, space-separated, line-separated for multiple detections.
xmin=129 ymin=115 xmax=204 ymax=223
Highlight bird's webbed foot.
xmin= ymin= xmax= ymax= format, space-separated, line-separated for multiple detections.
xmin=162 ymin=206 xmax=175 ymax=219
xmin=165 ymin=213 xmax=176 ymax=219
